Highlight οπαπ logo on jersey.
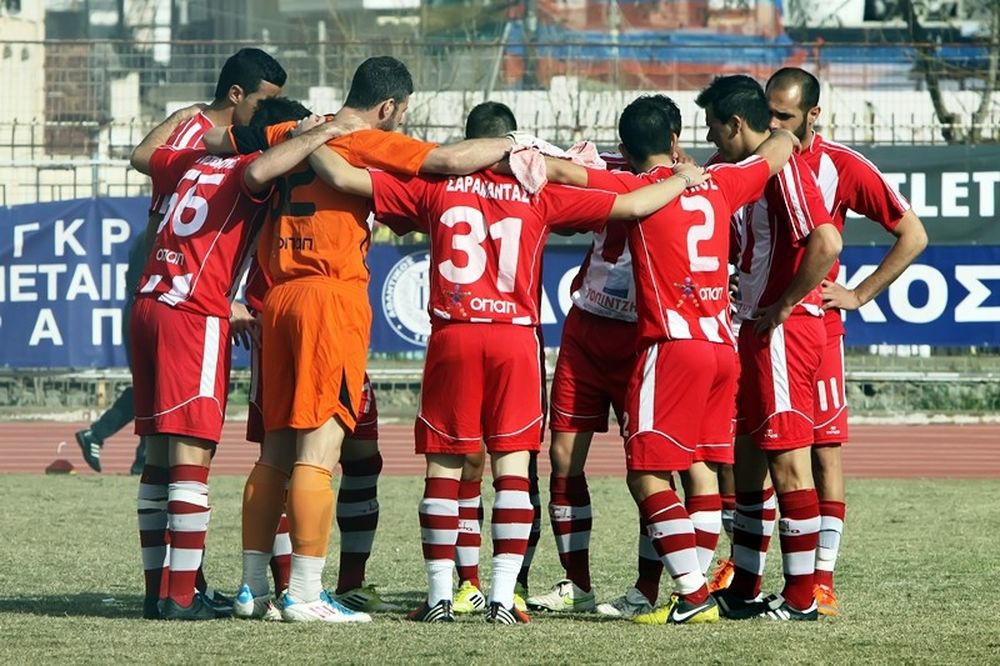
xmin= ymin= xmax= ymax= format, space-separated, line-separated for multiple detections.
xmin=382 ymin=250 xmax=432 ymax=346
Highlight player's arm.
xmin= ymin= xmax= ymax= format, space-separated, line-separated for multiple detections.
xmin=754 ymin=223 xmax=842 ymax=336
xmin=130 ymin=103 xmax=206 ymax=174
xmin=419 ymin=137 xmax=514 ymax=175
xmin=308 ymin=145 xmax=374 ymax=198
xmin=823 ymin=217 xmax=928 ymax=310
xmin=606 ymin=163 xmax=709 ymax=220
xmin=243 ymin=121 xmax=356 ymax=192
xmin=753 ymin=128 xmax=800 ymax=176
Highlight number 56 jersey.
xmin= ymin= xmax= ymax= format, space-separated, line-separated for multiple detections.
xmin=585 ymin=156 xmax=772 ymax=350
xmin=370 ymin=169 xmax=617 ymax=326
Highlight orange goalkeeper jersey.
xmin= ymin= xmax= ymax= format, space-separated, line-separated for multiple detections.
xmin=231 ymin=120 xmax=437 ymax=287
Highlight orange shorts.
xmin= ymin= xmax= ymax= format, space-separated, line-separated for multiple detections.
xmin=261 ymin=277 xmax=371 ymax=432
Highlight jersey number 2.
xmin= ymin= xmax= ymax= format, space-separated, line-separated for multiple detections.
xmin=438 ymin=206 xmax=522 ymax=293
xmin=681 ymin=195 xmax=720 ymax=272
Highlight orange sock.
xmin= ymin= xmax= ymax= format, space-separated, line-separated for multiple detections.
xmin=242 ymin=462 xmax=289 ymax=552
xmin=286 ymin=463 xmax=334 ymax=558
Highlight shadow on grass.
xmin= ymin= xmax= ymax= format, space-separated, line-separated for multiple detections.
xmin=0 ymin=593 xmax=146 ymax=619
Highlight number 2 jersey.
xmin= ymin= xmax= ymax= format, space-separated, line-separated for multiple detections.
xmin=136 ymin=146 xmax=270 ymax=318
xmin=586 ymin=156 xmax=773 ymax=350
xmin=369 ymin=169 xmax=617 ymax=326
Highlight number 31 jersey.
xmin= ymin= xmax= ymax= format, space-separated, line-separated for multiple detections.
xmin=370 ymin=169 xmax=616 ymax=326
xmin=137 ymin=146 xmax=270 ymax=318
xmin=586 ymin=156 xmax=771 ymax=350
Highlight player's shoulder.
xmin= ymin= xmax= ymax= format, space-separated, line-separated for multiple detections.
xmin=812 ymin=133 xmax=876 ymax=169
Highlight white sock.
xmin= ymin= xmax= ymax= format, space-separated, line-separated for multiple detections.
xmin=426 ymin=559 xmax=454 ymax=606
xmin=489 ymin=553 xmax=522 ymax=609
xmin=241 ymin=550 xmax=271 ymax=597
xmin=288 ymin=553 xmax=325 ymax=603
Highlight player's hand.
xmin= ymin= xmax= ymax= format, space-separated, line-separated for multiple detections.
xmin=317 ymin=113 xmax=368 ymax=140
xmin=728 ymin=271 xmax=739 ymax=304
xmin=172 ymin=103 xmax=207 ymax=122
xmin=229 ymin=301 xmax=260 ymax=349
xmin=291 ymin=114 xmax=327 ymax=137
xmin=505 ymin=131 xmax=542 ymax=149
xmin=672 ymin=162 xmax=710 ymax=187
xmin=821 ymin=279 xmax=862 ymax=311
xmin=752 ymin=301 xmax=794 ymax=339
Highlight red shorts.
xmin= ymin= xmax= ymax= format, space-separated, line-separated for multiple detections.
xmin=736 ymin=315 xmax=826 ymax=451
xmin=416 ymin=322 xmax=544 ymax=455
xmin=813 ymin=332 xmax=848 ymax=445
xmin=549 ymin=306 xmax=638 ymax=433
xmin=131 ymin=296 xmax=230 ymax=443
xmin=622 ymin=339 xmax=738 ymax=472
xmin=246 ymin=340 xmax=378 ymax=443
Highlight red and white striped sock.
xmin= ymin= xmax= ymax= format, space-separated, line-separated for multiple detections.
xmin=491 ymin=475 xmax=534 ymax=609
xmin=270 ymin=513 xmax=291 ymax=595
xmin=336 ymin=453 xmax=382 ymax=594
xmin=777 ymin=489 xmax=821 ymax=610
xmin=517 ymin=472 xmax=541 ymax=590
xmin=166 ymin=464 xmax=211 ymax=608
xmin=635 ymin=514 xmax=664 ymax=604
xmin=729 ymin=488 xmax=777 ymax=600
xmin=639 ymin=489 xmax=709 ymax=604
xmin=419 ymin=477 xmax=460 ymax=606
xmin=549 ymin=474 xmax=593 ymax=591
xmin=686 ymin=493 xmax=722 ymax=575
xmin=455 ymin=479 xmax=483 ymax=588
xmin=815 ymin=500 xmax=845 ymax=588
xmin=137 ymin=464 xmax=169 ymax=603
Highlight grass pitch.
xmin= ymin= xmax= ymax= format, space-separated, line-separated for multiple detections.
xmin=1 ymin=474 xmax=998 ymax=665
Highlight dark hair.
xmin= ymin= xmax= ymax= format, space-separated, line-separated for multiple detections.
xmin=695 ymin=75 xmax=771 ymax=132
xmin=618 ymin=94 xmax=682 ymax=162
xmin=464 ymin=101 xmax=517 ymax=139
xmin=766 ymin=67 xmax=821 ymax=111
xmin=343 ymin=56 xmax=414 ymax=110
xmin=214 ymin=48 xmax=287 ymax=101
xmin=249 ymin=97 xmax=312 ymax=128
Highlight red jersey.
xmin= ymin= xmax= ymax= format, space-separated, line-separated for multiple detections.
xmin=137 ymin=146 xmax=270 ymax=318
xmin=730 ymin=153 xmax=834 ymax=323
xmin=150 ymin=112 xmax=215 ymax=215
xmin=371 ymin=169 xmax=616 ymax=326
xmin=587 ymin=157 xmax=772 ymax=349
xmin=800 ymin=132 xmax=911 ymax=335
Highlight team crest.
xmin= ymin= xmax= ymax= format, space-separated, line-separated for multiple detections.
xmin=382 ymin=251 xmax=432 ymax=346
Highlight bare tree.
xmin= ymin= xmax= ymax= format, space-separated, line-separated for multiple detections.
xmin=899 ymin=0 xmax=1000 ymax=143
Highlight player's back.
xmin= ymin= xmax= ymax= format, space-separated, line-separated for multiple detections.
xmin=371 ymin=168 xmax=614 ymax=327
xmin=246 ymin=123 xmax=436 ymax=289
xmin=138 ymin=149 xmax=269 ymax=318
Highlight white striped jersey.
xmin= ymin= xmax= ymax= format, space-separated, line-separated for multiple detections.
xmin=149 ymin=112 xmax=215 ymax=215
xmin=731 ymin=153 xmax=834 ymax=324
xmin=586 ymin=156 xmax=772 ymax=349
xmin=800 ymin=132 xmax=911 ymax=335
xmin=137 ymin=146 xmax=270 ymax=318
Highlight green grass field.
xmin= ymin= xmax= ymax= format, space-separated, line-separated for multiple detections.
xmin=2 ymin=475 xmax=998 ymax=664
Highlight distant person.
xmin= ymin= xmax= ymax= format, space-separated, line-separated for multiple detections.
xmin=75 ymin=231 xmax=150 ymax=475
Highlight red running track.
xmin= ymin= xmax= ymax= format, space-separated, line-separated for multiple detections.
xmin=1 ymin=421 xmax=998 ymax=478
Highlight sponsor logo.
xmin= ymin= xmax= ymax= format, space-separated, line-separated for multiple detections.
xmin=469 ymin=296 xmax=516 ymax=315
xmin=155 ymin=248 xmax=185 ymax=266
xmin=277 ymin=236 xmax=314 ymax=251
xmin=381 ymin=251 xmax=432 ymax=346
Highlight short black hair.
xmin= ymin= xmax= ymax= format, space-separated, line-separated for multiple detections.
xmin=214 ymin=48 xmax=287 ymax=101
xmin=465 ymin=101 xmax=517 ymax=139
xmin=695 ymin=75 xmax=771 ymax=133
xmin=343 ymin=56 xmax=414 ymax=110
xmin=249 ymin=97 xmax=312 ymax=128
xmin=618 ymin=95 xmax=682 ymax=162
xmin=766 ymin=67 xmax=821 ymax=111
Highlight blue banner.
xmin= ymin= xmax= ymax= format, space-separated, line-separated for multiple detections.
xmin=1 ymin=198 xmax=998 ymax=369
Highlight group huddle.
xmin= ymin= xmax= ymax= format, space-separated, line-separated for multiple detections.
xmin=126 ymin=48 xmax=927 ymax=625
